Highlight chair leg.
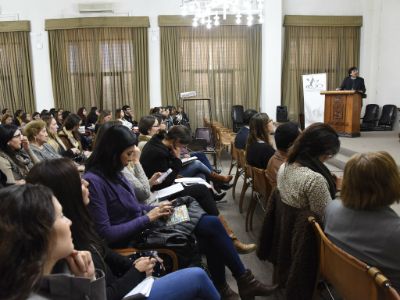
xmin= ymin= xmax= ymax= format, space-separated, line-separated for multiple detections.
xmin=231 ymin=168 xmax=243 ymax=199
xmin=239 ymin=175 xmax=250 ymax=214
xmin=246 ymin=190 xmax=257 ymax=232
xmin=228 ymin=160 xmax=236 ymax=175
xmin=246 ymin=193 xmax=258 ymax=232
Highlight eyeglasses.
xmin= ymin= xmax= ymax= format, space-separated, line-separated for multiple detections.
xmin=12 ymin=133 xmax=22 ymax=139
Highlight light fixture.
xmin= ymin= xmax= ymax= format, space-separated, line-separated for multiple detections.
xmin=181 ymin=0 xmax=264 ymax=29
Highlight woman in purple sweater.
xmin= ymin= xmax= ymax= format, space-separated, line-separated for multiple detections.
xmin=83 ymin=124 xmax=277 ymax=300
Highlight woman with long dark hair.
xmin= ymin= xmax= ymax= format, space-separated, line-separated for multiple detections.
xmin=84 ymin=124 xmax=276 ymax=299
xmin=246 ymin=112 xmax=275 ymax=169
xmin=77 ymin=107 xmax=88 ymax=126
xmin=86 ymin=107 xmax=99 ymax=127
xmin=26 ymin=158 xmax=220 ymax=300
xmin=0 ymin=184 xmax=105 ymax=300
xmin=277 ymin=122 xmax=340 ymax=217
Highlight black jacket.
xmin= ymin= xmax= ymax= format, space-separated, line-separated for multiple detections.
xmin=257 ymin=189 xmax=320 ymax=300
xmin=140 ymin=134 xmax=182 ymax=190
xmin=340 ymin=76 xmax=366 ymax=94
xmin=91 ymin=246 xmax=146 ymax=300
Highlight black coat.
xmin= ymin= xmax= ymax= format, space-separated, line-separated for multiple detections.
xmin=91 ymin=246 xmax=146 ymax=300
xmin=340 ymin=76 xmax=366 ymax=93
xmin=257 ymin=189 xmax=320 ymax=300
xmin=140 ymin=134 xmax=182 ymax=190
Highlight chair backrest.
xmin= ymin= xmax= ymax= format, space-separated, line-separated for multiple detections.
xmin=237 ymin=149 xmax=246 ymax=169
xmin=195 ymin=127 xmax=212 ymax=146
xmin=251 ymin=166 xmax=273 ymax=202
xmin=276 ymin=105 xmax=289 ymax=123
xmin=231 ymin=105 xmax=244 ymax=123
xmin=309 ymin=217 xmax=400 ymax=300
xmin=378 ymin=105 xmax=398 ymax=127
xmin=362 ymin=104 xmax=380 ymax=123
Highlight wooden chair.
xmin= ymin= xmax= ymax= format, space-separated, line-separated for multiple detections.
xmin=238 ymin=150 xmax=253 ymax=213
xmin=231 ymin=148 xmax=245 ymax=199
xmin=113 ymin=247 xmax=179 ymax=272
xmin=246 ymin=166 xmax=273 ymax=232
xmin=309 ymin=217 xmax=400 ymax=300
xmin=228 ymin=141 xmax=238 ymax=175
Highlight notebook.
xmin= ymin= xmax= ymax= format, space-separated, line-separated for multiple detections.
xmin=123 ymin=276 xmax=155 ymax=299
xmin=153 ymin=183 xmax=184 ymax=200
xmin=166 ymin=204 xmax=190 ymax=226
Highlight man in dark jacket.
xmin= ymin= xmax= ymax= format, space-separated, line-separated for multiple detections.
xmin=339 ymin=66 xmax=366 ymax=94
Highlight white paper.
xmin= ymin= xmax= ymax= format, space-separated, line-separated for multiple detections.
xmin=181 ymin=156 xmax=198 ymax=165
xmin=123 ymin=276 xmax=155 ymax=299
xmin=153 ymin=183 xmax=184 ymax=200
xmin=175 ymin=177 xmax=212 ymax=188
xmin=302 ymin=73 xmax=327 ymax=128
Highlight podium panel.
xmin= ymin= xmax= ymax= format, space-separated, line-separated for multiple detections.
xmin=321 ymin=91 xmax=362 ymax=137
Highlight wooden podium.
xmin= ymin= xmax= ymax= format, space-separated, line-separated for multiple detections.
xmin=321 ymin=90 xmax=362 ymax=137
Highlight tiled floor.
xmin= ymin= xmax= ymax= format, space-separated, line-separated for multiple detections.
xmin=214 ymin=152 xmax=277 ymax=299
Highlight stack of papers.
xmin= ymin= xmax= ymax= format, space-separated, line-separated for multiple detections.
xmin=153 ymin=183 xmax=184 ymax=200
xmin=175 ymin=177 xmax=212 ymax=189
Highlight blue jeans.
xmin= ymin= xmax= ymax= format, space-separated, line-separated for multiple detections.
xmin=195 ymin=215 xmax=246 ymax=286
xmin=191 ymin=152 xmax=213 ymax=171
xmin=148 ymin=267 xmax=220 ymax=300
xmin=179 ymin=160 xmax=211 ymax=180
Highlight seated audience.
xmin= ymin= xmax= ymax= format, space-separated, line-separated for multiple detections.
xmin=20 ymin=112 xmax=31 ymax=127
xmin=42 ymin=115 xmax=83 ymax=161
xmin=27 ymin=158 xmax=220 ymax=300
xmin=234 ymin=109 xmax=257 ymax=150
xmin=277 ymin=123 xmax=340 ymax=217
xmin=266 ymin=122 xmax=300 ymax=187
xmin=1 ymin=113 xmax=13 ymax=125
xmin=116 ymin=108 xmax=133 ymax=130
xmin=13 ymin=109 xmax=24 ymax=127
xmin=77 ymin=106 xmax=88 ymax=127
xmin=56 ymin=109 xmax=64 ymax=127
xmin=324 ymin=151 xmax=400 ymax=291
xmin=86 ymin=107 xmax=99 ymax=127
xmin=24 ymin=119 xmax=61 ymax=161
xmin=122 ymin=105 xmax=138 ymax=126
xmin=32 ymin=111 xmax=41 ymax=120
xmin=0 ymin=184 xmax=105 ymax=300
xmin=140 ymin=126 xmax=232 ymax=189
xmin=83 ymin=124 xmax=275 ymax=299
xmin=87 ymin=124 xmax=254 ymax=254
xmin=95 ymin=109 xmax=112 ymax=133
xmin=246 ymin=112 xmax=275 ymax=169
xmin=58 ymin=113 xmax=89 ymax=159
xmin=173 ymin=105 xmax=190 ymax=127
xmin=0 ymin=124 xmax=37 ymax=184
xmin=138 ymin=115 xmax=159 ymax=150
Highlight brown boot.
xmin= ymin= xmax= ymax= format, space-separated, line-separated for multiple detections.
xmin=237 ymin=269 xmax=278 ymax=300
xmin=217 ymin=282 xmax=240 ymax=300
xmin=209 ymin=171 xmax=233 ymax=183
xmin=218 ymin=216 xmax=257 ymax=254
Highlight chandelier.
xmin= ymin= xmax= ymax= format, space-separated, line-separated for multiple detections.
xmin=180 ymin=0 xmax=264 ymax=29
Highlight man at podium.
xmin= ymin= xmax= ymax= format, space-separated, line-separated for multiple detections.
xmin=338 ymin=66 xmax=366 ymax=94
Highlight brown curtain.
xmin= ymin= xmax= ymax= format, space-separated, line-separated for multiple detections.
xmin=0 ymin=21 xmax=35 ymax=113
xmin=46 ymin=18 xmax=149 ymax=120
xmin=282 ymin=16 xmax=362 ymax=122
xmin=160 ymin=16 xmax=261 ymax=129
